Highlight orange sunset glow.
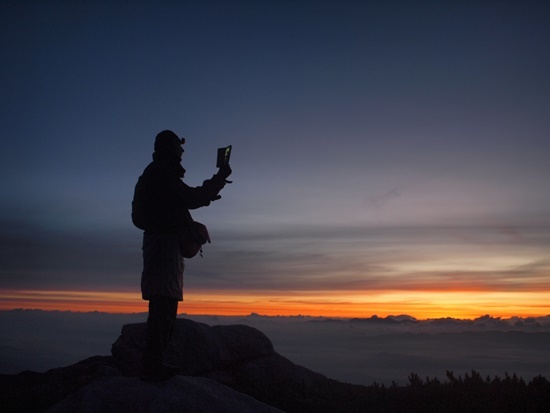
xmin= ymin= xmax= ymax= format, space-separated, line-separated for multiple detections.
xmin=1 ymin=288 xmax=549 ymax=320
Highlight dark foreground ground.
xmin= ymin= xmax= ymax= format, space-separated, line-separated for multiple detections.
xmin=2 ymin=358 xmax=549 ymax=413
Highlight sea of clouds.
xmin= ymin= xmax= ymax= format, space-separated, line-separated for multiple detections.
xmin=1 ymin=310 xmax=549 ymax=385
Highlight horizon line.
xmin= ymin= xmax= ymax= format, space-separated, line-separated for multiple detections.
xmin=3 ymin=307 xmax=549 ymax=322
xmin=2 ymin=288 xmax=549 ymax=320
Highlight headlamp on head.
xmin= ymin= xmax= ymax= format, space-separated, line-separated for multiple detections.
xmin=154 ymin=130 xmax=185 ymax=157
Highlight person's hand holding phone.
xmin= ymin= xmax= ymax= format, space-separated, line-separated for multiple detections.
xmin=217 ymin=164 xmax=232 ymax=181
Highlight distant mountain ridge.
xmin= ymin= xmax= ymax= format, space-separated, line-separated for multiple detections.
xmin=304 ymin=313 xmax=550 ymax=329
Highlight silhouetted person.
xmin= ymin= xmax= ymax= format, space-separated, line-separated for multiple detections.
xmin=132 ymin=130 xmax=231 ymax=380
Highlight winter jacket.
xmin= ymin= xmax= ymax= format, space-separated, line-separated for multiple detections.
xmin=133 ymin=154 xmax=227 ymax=301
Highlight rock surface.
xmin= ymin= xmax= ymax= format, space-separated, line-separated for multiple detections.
xmin=111 ymin=318 xmax=277 ymax=377
xmin=111 ymin=318 xmax=330 ymax=411
xmin=46 ymin=376 xmax=284 ymax=413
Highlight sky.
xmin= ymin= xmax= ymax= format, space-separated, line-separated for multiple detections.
xmin=1 ymin=0 xmax=549 ymax=319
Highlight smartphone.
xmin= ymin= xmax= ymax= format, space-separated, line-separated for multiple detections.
xmin=216 ymin=145 xmax=232 ymax=167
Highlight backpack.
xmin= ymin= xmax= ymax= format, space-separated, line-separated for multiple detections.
xmin=131 ymin=178 xmax=151 ymax=230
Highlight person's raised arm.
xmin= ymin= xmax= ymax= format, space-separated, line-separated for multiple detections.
xmin=184 ymin=164 xmax=232 ymax=209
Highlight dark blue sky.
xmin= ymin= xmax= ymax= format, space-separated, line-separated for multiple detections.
xmin=1 ymin=1 xmax=549 ymax=315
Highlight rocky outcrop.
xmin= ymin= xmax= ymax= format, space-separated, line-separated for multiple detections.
xmin=2 ymin=356 xmax=121 ymax=413
xmin=111 ymin=319 xmax=277 ymax=377
xmin=111 ymin=318 xmax=330 ymax=411
xmin=46 ymin=376 xmax=284 ymax=413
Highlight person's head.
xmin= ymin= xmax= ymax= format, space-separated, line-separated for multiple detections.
xmin=154 ymin=130 xmax=185 ymax=161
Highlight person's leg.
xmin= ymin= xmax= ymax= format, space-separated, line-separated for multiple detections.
xmin=141 ymin=297 xmax=164 ymax=374
xmin=158 ymin=297 xmax=178 ymax=354
xmin=141 ymin=296 xmax=179 ymax=377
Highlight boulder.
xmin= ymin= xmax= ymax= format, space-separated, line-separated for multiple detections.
xmin=111 ymin=318 xmax=330 ymax=411
xmin=111 ymin=318 xmax=275 ymax=377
